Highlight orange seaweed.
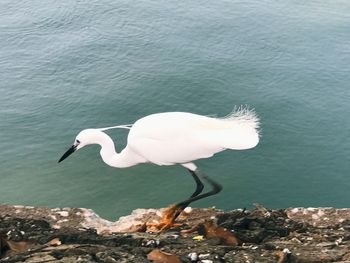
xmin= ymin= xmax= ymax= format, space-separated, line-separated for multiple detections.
xmin=147 ymin=248 xmax=182 ymax=263
xmin=201 ymin=220 xmax=241 ymax=246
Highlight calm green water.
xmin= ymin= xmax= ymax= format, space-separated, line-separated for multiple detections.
xmin=1 ymin=0 xmax=350 ymax=220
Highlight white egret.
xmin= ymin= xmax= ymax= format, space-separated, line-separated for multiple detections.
xmin=58 ymin=108 xmax=260 ymax=230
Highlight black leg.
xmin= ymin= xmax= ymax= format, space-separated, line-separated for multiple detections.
xmin=172 ymin=169 xmax=222 ymax=220
xmin=189 ymin=169 xmax=204 ymax=198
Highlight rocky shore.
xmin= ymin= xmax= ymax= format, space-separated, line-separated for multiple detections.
xmin=1 ymin=204 xmax=350 ymax=262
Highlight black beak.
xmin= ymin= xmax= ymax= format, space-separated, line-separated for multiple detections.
xmin=58 ymin=145 xmax=77 ymax=163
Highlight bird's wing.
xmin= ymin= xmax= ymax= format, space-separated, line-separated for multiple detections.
xmin=127 ymin=136 xmax=219 ymax=165
xmin=127 ymin=113 xmax=225 ymax=165
xmin=126 ymin=111 xmax=259 ymax=165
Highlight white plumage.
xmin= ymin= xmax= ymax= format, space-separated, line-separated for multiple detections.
xmin=59 ymin=108 xmax=259 ymax=169
xmin=127 ymin=110 xmax=259 ymax=166
xmin=58 ymin=108 xmax=260 ymax=230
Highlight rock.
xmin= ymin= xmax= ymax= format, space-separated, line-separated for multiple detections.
xmin=286 ymin=207 xmax=350 ymax=228
xmin=1 ymin=204 xmax=350 ymax=262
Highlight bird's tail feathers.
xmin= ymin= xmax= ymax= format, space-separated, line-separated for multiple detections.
xmin=215 ymin=106 xmax=260 ymax=150
xmin=221 ymin=105 xmax=260 ymax=134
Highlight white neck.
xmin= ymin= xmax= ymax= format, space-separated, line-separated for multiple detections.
xmin=94 ymin=131 xmax=142 ymax=168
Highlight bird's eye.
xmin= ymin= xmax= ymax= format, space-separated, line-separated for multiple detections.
xmin=76 ymin=139 xmax=80 ymax=144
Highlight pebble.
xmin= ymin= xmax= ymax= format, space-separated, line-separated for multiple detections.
xmin=335 ymin=238 xmax=343 ymax=246
xmin=145 ymin=240 xmax=155 ymax=246
xmin=144 ymin=239 xmax=160 ymax=247
xmin=198 ymin=254 xmax=210 ymax=259
xmin=188 ymin=252 xmax=198 ymax=261
xmin=57 ymin=219 xmax=69 ymax=224
xmin=283 ymin=248 xmax=291 ymax=254
xmin=264 ymin=212 xmax=271 ymax=217
xmin=56 ymin=211 xmax=69 ymax=217
xmin=184 ymin=207 xmax=192 ymax=213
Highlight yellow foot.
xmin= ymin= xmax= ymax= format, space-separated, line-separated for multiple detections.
xmin=146 ymin=204 xmax=184 ymax=232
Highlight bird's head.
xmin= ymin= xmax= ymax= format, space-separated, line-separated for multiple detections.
xmin=58 ymin=129 xmax=105 ymax=163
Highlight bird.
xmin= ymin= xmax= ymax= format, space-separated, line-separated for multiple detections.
xmin=58 ymin=108 xmax=260 ymax=230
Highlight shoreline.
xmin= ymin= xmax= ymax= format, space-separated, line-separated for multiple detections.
xmin=1 ymin=204 xmax=350 ymax=262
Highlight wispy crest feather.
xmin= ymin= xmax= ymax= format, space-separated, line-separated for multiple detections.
xmin=98 ymin=124 xmax=133 ymax=131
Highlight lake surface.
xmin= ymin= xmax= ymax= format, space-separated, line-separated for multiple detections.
xmin=1 ymin=0 xmax=350 ymax=220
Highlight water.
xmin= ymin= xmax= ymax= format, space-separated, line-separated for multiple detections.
xmin=1 ymin=0 xmax=350 ymax=220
